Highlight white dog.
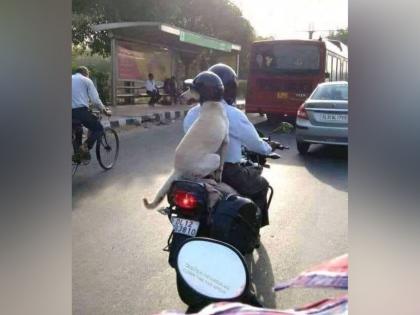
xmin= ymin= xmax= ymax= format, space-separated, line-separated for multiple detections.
xmin=143 ymin=88 xmax=229 ymax=210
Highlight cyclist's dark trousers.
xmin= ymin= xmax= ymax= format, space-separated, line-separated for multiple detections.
xmin=147 ymin=90 xmax=161 ymax=105
xmin=222 ymin=163 xmax=270 ymax=227
xmin=72 ymin=107 xmax=103 ymax=150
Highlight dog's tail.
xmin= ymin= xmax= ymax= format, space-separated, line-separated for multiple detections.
xmin=143 ymin=171 xmax=180 ymax=210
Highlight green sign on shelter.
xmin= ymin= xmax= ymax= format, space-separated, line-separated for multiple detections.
xmin=179 ymin=31 xmax=232 ymax=52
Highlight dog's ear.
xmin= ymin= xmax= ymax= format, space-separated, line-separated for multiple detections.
xmin=180 ymin=89 xmax=191 ymax=99
xmin=180 ymin=88 xmax=199 ymax=102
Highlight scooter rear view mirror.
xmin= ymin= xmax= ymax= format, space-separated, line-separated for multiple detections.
xmin=176 ymin=237 xmax=249 ymax=301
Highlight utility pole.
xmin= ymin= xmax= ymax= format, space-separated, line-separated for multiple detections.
xmin=308 ymin=30 xmax=315 ymax=39
xmin=308 ymin=22 xmax=315 ymax=39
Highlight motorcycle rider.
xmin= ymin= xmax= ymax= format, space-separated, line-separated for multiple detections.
xmin=183 ymin=63 xmax=277 ymax=226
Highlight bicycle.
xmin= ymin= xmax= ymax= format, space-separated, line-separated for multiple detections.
xmin=72 ymin=109 xmax=119 ymax=175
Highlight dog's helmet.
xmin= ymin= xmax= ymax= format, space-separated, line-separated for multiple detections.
xmin=208 ymin=63 xmax=238 ymax=105
xmin=191 ymin=71 xmax=224 ymax=104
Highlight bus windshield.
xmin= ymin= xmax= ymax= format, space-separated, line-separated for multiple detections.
xmin=252 ymin=43 xmax=321 ymax=74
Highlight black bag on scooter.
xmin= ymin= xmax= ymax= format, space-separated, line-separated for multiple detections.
xmin=209 ymin=195 xmax=261 ymax=255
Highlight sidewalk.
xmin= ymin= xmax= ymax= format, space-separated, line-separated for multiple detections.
xmin=103 ymin=100 xmax=245 ymax=128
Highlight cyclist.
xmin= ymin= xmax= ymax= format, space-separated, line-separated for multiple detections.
xmin=72 ymin=66 xmax=111 ymax=160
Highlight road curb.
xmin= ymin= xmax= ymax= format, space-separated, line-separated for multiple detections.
xmin=102 ymin=104 xmax=245 ymax=129
xmin=102 ymin=109 xmax=190 ymax=128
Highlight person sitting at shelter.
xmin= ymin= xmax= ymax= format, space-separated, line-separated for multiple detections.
xmin=163 ymin=78 xmax=171 ymax=94
xmin=160 ymin=78 xmax=172 ymax=105
xmin=145 ymin=73 xmax=161 ymax=106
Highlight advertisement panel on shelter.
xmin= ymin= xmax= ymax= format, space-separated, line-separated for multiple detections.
xmin=116 ymin=40 xmax=171 ymax=81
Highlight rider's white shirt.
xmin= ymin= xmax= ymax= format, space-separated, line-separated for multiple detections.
xmin=183 ymin=100 xmax=272 ymax=163
xmin=72 ymin=73 xmax=105 ymax=110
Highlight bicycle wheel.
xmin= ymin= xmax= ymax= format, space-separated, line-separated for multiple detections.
xmin=72 ymin=163 xmax=79 ymax=176
xmin=96 ymin=127 xmax=119 ymax=170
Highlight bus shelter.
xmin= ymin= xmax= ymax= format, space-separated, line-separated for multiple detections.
xmin=91 ymin=22 xmax=241 ymax=105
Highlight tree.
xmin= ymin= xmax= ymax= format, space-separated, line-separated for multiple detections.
xmin=72 ymin=0 xmax=255 ymax=75
xmin=328 ymin=28 xmax=348 ymax=45
xmin=164 ymin=0 xmax=255 ymax=76
xmin=255 ymin=35 xmax=275 ymax=41
xmin=72 ymin=0 xmax=157 ymax=57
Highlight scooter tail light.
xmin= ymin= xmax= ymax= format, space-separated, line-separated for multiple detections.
xmin=173 ymin=191 xmax=198 ymax=213
xmin=297 ymin=103 xmax=309 ymax=119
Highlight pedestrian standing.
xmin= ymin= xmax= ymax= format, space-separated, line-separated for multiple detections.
xmin=169 ymin=76 xmax=179 ymax=104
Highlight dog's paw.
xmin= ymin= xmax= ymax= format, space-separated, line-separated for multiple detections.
xmin=157 ymin=207 xmax=170 ymax=215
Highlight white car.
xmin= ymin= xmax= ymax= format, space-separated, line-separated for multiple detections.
xmin=295 ymin=81 xmax=348 ymax=154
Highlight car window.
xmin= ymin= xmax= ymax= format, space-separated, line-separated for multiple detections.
xmin=311 ymin=84 xmax=348 ymax=100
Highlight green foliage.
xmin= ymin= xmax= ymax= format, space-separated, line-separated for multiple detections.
xmin=328 ymin=28 xmax=348 ymax=45
xmin=237 ymin=79 xmax=247 ymax=99
xmin=72 ymin=0 xmax=255 ymax=75
xmin=255 ymin=35 xmax=275 ymax=41
xmin=89 ymin=68 xmax=111 ymax=104
xmin=72 ymin=49 xmax=112 ymax=104
xmin=275 ymin=122 xmax=294 ymax=134
xmin=168 ymin=0 xmax=255 ymax=76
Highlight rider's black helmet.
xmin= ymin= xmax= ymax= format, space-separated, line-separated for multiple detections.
xmin=191 ymin=71 xmax=224 ymax=104
xmin=208 ymin=63 xmax=238 ymax=105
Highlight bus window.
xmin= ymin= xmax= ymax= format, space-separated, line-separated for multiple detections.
xmin=252 ymin=43 xmax=321 ymax=73
xmin=327 ymin=55 xmax=333 ymax=80
xmin=342 ymin=61 xmax=345 ymax=81
xmin=345 ymin=61 xmax=349 ymax=81
xmin=338 ymin=59 xmax=342 ymax=80
xmin=335 ymin=58 xmax=339 ymax=81
xmin=256 ymin=54 xmax=264 ymax=68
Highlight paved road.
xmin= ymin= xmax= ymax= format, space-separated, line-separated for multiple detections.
xmin=73 ymin=117 xmax=348 ymax=315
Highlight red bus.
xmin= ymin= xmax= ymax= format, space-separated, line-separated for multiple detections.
xmin=245 ymin=39 xmax=348 ymax=120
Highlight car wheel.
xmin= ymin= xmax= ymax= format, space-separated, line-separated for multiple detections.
xmin=297 ymin=141 xmax=310 ymax=154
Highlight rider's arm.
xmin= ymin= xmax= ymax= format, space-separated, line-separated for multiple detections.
xmin=183 ymin=104 xmax=201 ymax=133
xmin=231 ymin=109 xmax=272 ymax=155
xmin=86 ymin=78 xmax=106 ymax=111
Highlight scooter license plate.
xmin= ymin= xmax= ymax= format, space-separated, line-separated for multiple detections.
xmin=171 ymin=217 xmax=200 ymax=237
